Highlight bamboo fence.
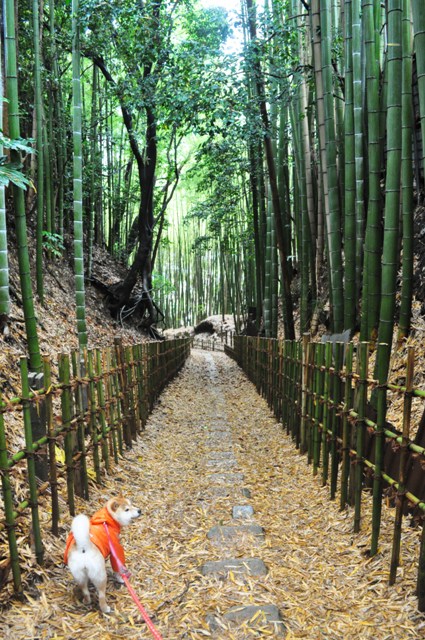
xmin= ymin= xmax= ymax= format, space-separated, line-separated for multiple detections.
xmin=228 ymin=334 xmax=425 ymax=611
xmin=0 ymin=336 xmax=191 ymax=594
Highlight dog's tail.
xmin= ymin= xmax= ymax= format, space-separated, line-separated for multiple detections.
xmin=71 ymin=514 xmax=91 ymax=549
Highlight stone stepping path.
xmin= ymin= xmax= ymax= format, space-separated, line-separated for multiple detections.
xmin=199 ymin=352 xmax=286 ymax=637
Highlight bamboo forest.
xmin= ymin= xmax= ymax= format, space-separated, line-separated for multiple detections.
xmin=2 ymin=0 xmax=425 ymax=638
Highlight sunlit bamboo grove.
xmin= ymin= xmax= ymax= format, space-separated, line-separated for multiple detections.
xmin=1 ymin=0 xmax=425 ymax=372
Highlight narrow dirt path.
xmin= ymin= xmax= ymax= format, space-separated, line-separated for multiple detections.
xmin=1 ymin=350 xmax=424 ymax=639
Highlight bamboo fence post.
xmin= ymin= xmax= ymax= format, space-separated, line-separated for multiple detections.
xmin=354 ymin=342 xmax=369 ymax=533
xmin=111 ymin=347 xmax=124 ymax=456
xmin=95 ymin=349 xmax=109 ymax=471
xmin=330 ymin=342 xmax=344 ymax=500
xmin=134 ymin=344 xmax=145 ymax=429
xmin=86 ymin=349 xmax=102 ymax=483
xmin=340 ymin=342 xmax=354 ymax=510
xmin=306 ymin=341 xmax=315 ymax=464
xmin=114 ymin=337 xmax=132 ymax=448
xmin=389 ymin=346 xmax=415 ymax=584
xmin=0 ymin=390 xmax=22 ymax=592
xmin=300 ymin=334 xmax=311 ymax=453
xmin=43 ymin=355 xmax=61 ymax=532
xmin=277 ymin=339 xmax=283 ymax=422
xmin=313 ymin=342 xmax=325 ymax=476
xmin=418 ymin=521 xmax=425 ymax=611
xmin=370 ymin=342 xmax=389 ymax=555
xmin=20 ymin=357 xmax=44 ymax=563
xmin=104 ymin=348 xmax=119 ymax=464
xmin=125 ymin=344 xmax=137 ymax=439
xmin=321 ymin=341 xmax=333 ymax=486
xmin=59 ymin=353 xmax=76 ymax=516
xmin=71 ymin=350 xmax=89 ymax=499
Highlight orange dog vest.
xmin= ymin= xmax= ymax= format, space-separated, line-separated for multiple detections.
xmin=63 ymin=506 xmax=125 ymax=572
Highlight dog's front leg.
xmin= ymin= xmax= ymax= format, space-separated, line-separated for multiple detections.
xmin=114 ymin=571 xmax=125 ymax=584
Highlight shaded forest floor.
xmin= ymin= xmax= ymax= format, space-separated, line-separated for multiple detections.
xmin=1 ymin=350 xmax=424 ymax=639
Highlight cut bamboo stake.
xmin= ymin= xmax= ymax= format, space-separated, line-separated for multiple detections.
xmin=20 ymin=357 xmax=44 ymax=563
xmin=370 ymin=342 xmax=390 ymax=555
xmin=321 ymin=341 xmax=333 ymax=486
xmin=389 ymin=346 xmax=415 ymax=584
xmin=330 ymin=342 xmax=344 ymax=500
xmin=354 ymin=342 xmax=369 ymax=533
xmin=71 ymin=350 xmax=89 ymax=499
xmin=86 ymin=349 xmax=101 ymax=484
xmin=313 ymin=343 xmax=325 ymax=476
xmin=43 ymin=355 xmax=60 ymax=533
xmin=340 ymin=342 xmax=354 ymax=510
xmin=59 ymin=353 xmax=75 ymax=516
xmin=95 ymin=349 xmax=109 ymax=471
xmin=0 ymin=390 xmax=22 ymax=592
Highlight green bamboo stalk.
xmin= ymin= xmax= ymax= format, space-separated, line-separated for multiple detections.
xmin=412 ymin=0 xmax=425 ymax=176
xmin=72 ymin=0 xmax=88 ymax=348
xmin=4 ymin=0 xmax=42 ymax=371
xmin=33 ymin=0 xmax=44 ymax=302
xmin=20 ymin=357 xmax=44 ymax=563
xmin=354 ymin=342 xmax=369 ymax=533
xmin=0 ymin=42 xmax=10 ymax=321
xmin=344 ymin=0 xmax=356 ymax=331
xmin=59 ymin=353 xmax=75 ymax=516
xmin=320 ymin=0 xmax=344 ymax=331
xmin=361 ymin=0 xmax=383 ymax=341
xmin=398 ymin=0 xmax=414 ymax=341
xmin=43 ymin=355 xmax=60 ymax=535
xmin=340 ymin=342 xmax=354 ymax=510
xmin=370 ymin=342 xmax=389 ymax=555
xmin=389 ymin=346 xmax=415 ymax=584
xmin=0 ymin=390 xmax=22 ymax=591
xmin=374 ymin=0 xmax=403 ymax=375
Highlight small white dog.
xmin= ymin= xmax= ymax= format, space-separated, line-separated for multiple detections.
xmin=64 ymin=496 xmax=141 ymax=613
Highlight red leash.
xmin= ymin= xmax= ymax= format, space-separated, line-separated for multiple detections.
xmin=103 ymin=522 xmax=164 ymax=640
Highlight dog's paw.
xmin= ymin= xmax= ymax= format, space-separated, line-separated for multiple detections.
xmin=82 ymin=595 xmax=91 ymax=605
xmin=114 ymin=572 xmax=125 ymax=584
xmin=101 ymin=605 xmax=111 ymax=614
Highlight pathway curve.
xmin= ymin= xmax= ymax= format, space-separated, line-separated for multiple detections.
xmin=0 ymin=350 xmax=423 ymax=639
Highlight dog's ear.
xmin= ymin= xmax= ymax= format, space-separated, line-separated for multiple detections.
xmin=109 ymin=499 xmax=119 ymax=513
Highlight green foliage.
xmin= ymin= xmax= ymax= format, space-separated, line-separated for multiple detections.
xmin=42 ymin=232 xmax=65 ymax=258
xmin=152 ymin=272 xmax=176 ymax=296
xmin=0 ymin=134 xmax=33 ymax=189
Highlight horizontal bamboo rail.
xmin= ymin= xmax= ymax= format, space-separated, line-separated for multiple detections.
xmin=229 ymin=335 xmax=425 ymax=612
xmin=0 ymin=337 xmax=191 ymax=594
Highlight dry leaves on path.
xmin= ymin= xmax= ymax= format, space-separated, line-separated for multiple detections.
xmin=1 ymin=350 xmax=424 ymax=639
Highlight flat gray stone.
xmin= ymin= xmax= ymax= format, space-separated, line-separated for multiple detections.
xmin=207 ymin=451 xmax=235 ymax=459
xmin=232 ymin=505 xmax=254 ymax=519
xmin=208 ymin=472 xmax=244 ymax=483
xmin=206 ymin=458 xmax=236 ymax=468
xmin=200 ymin=557 xmax=268 ymax=577
xmin=223 ymin=604 xmax=286 ymax=635
xmin=241 ymin=488 xmax=252 ymax=498
xmin=207 ymin=524 xmax=265 ymax=545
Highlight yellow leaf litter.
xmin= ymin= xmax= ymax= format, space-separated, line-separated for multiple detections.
xmin=1 ymin=350 xmax=425 ymax=639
